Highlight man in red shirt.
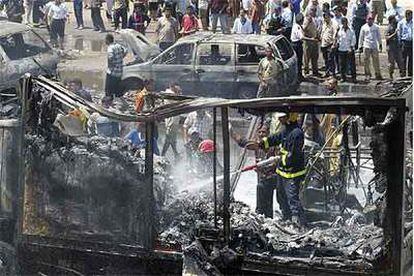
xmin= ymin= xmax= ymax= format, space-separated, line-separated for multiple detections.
xmin=181 ymin=6 xmax=199 ymax=36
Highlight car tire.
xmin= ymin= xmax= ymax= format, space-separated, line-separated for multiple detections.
xmin=239 ymin=85 xmax=258 ymax=99
xmin=122 ymin=78 xmax=143 ymax=93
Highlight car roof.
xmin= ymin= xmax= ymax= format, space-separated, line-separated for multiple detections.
xmin=0 ymin=21 xmax=30 ymax=37
xmin=178 ymin=32 xmax=283 ymax=45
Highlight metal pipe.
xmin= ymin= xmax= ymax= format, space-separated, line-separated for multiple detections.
xmin=213 ymin=108 xmax=218 ymax=228
xmin=221 ymin=107 xmax=230 ymax=244
xmin=15 ymin=74 xmax=30 ymax=245
xmin=144 ymin=121 xmax=155 ymax=250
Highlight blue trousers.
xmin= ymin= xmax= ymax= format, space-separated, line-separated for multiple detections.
xmin=256 ymin=175 xmax=291 ymax=219
xmin=280 ymin=176 xmax=305 ymax=223
xmin=74 ymin=3 xmax=84 ymax=27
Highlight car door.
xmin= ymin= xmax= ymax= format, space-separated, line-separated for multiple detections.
xmin=194 ymin=42 xmax=235 ymax=98
xmin=234 ymin=43 xmax=267 ymax=98
xmin=273 ymin=37 xmax=298 ymax=92
xmin=151 ymin=42 xmax=196 ymax=93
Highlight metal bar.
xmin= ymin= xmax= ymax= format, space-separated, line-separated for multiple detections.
xmin=385 ymin=108 xmax=405 ymax=275
xmin=144 ymin=121 xmax=155 ymax=250
xmin=16 ymin=74 xmax=30 ymax=245
xmin=213 ymin=108 xmax=218 ymax=228
xmin=221 ymin=107 xmax=230 ymax=244
xmin=230 ymin=116 xmax=259 ymax=196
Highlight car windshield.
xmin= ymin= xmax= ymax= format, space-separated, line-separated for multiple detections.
xmin=0 ymin=30 xmax=51 ymax=61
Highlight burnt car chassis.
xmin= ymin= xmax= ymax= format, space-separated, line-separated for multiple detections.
xmin=1 ymin=75 xmax=408 ymax=275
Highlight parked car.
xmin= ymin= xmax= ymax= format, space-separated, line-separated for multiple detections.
xmin=0 ymin=20 xmax=59 ymax=93
xmin=121 ymin=30 xmax=298 ymax=98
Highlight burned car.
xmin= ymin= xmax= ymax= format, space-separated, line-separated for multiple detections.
xmin=0 ymin=21 xmax=59 ymax=93
xmin=121 ymin=30 xmax=298 ymax=98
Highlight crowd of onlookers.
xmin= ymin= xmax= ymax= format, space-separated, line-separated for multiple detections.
xmin=0 ymin=0 xmax=412 ymax=79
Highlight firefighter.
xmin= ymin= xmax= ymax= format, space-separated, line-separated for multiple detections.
xmin=232 ymin=123 xmax=291 ymax=220
xmin=245 ymin=112 xmax=307 ymax=227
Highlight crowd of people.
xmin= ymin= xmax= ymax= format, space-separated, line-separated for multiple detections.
xmin=1 ymin=0 xmax=412 ymax=77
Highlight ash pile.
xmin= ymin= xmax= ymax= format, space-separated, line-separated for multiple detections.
xmin=159 ymin=189 xmax=387 ymax=275
xmin=22 ymin=84 xmax=174 ymax=245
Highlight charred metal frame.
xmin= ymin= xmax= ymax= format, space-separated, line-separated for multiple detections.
xmin=12 ymin=75 xmax=408 ymax=275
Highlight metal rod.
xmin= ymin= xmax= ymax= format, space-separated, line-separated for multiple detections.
xmin=213 ymin=108 xmax=218 ymax=228
xmin=221 ymin=107 xmax=230 ymax=244
xmin=16 ymin=74 xmax=30 ymax=245
xmin=144 ymin=121 xmax=155 ymax=250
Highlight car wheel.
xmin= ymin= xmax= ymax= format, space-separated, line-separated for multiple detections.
xmin=122 ymin=78 xmax=143 ymax=93
xmin=239 ymin=85 xmax=258 ymax=99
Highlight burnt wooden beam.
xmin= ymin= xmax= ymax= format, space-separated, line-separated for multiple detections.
xmin=221 ymin=107 xmax=230 ymax=243
xmin=386 ymin=107 xmax=406 ymax=275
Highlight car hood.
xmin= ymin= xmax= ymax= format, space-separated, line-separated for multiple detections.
xmin=120 ymin=29 xmax=161 ymax=62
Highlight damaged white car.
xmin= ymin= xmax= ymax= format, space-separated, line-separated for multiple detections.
xmin=120 ymin=30 xmax=298 ymax=98
xmin=0 ymin=20 xmax=59 ymax=93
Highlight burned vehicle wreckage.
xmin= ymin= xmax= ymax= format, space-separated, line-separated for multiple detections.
xmin=0 ymin=75 xmax=411 ymax=275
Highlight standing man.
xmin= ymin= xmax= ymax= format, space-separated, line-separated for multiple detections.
xmin=398 ymin=10 xmax=413 ymax=77
xmin=385 ymin=0 xmax=404 ymax=23
xmin=251 ymin=0 xmax=264 ymax=34
xmin=48 ymin=0 xmax=69 ymax=49
xmin=303 ymin=8 xmax=320 ymax=77
xmin=291 ymin=13 xmax=318 ymax=82
xmin=281 ymin=0 xmax=293 ymax=38
xmin=128 ymin=2 xmax=150 ymax=34
xmin=183 ymin=110 xmax=212 ymax=142
xmin=181 ymin=5 xmax=199 ymax=36
xmin=105 ymin=34 xmax=128 ymax=100
xmin=156 ymin=6 xmax=179 ymax=51
xmin=371 ymin=0 xmax=384 ymax=25
xmin=385 ymin=15 xmax=403 ymax=79
xmin=320 ymin=12 xmax=337 ymax=77
xmin=90 ymin=0 xmax=106 ymax=32
xmin=232 ymin=9 xmax=253 ymax=33
xmin=161 ymin=83 xmax=182 ymax=158
xmin=232 ymin=123 xmax=291 ymax=220
xmin=0 ymin=0 xmax=24 ymax=22
xmin=198 ymin=0 xmax=209 ymax=30
xmin=358 ymin=15 xmax=382 ymax=81
xmin=73 ymin=0 xmax=84 ymax=29
xmin=245 ymin=113 xmax=307 ymax=227
xmin=335 ymin=17 xmax=357 ymax=82
xmin=350 ymin=0 xmax=369 ymax=47
xmin=332 ymin=5 xmax=343 ymax=27
xmin=210 ymin=0 xmax=229 ymax=33
xmin=265 ymin=6 xmax=287 ymax=36
xmin=257 ymin=46 xmax=283 ymax=97
xmin=113 ymin=0 xmax=128 ymax=31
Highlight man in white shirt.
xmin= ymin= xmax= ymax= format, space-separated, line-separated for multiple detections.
xmin=320 ymin=12 xmax=338 ymax=77
xmin=385 ymin=0 xmax=404 ymax=22
xmin=291 ymin=12 xmax=318 ymax=82
xmin=232 ymin=9 xmax=253 ymax=34
xmin=335 ymin=17 xmax=357 ymax=82
xmin=281 ymin=0 xmax=293 ymax=38
xmin=183 ymin=110 xmax=213 ymax=142
xmin=358 ymin=15 xmax=382 ymax=80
